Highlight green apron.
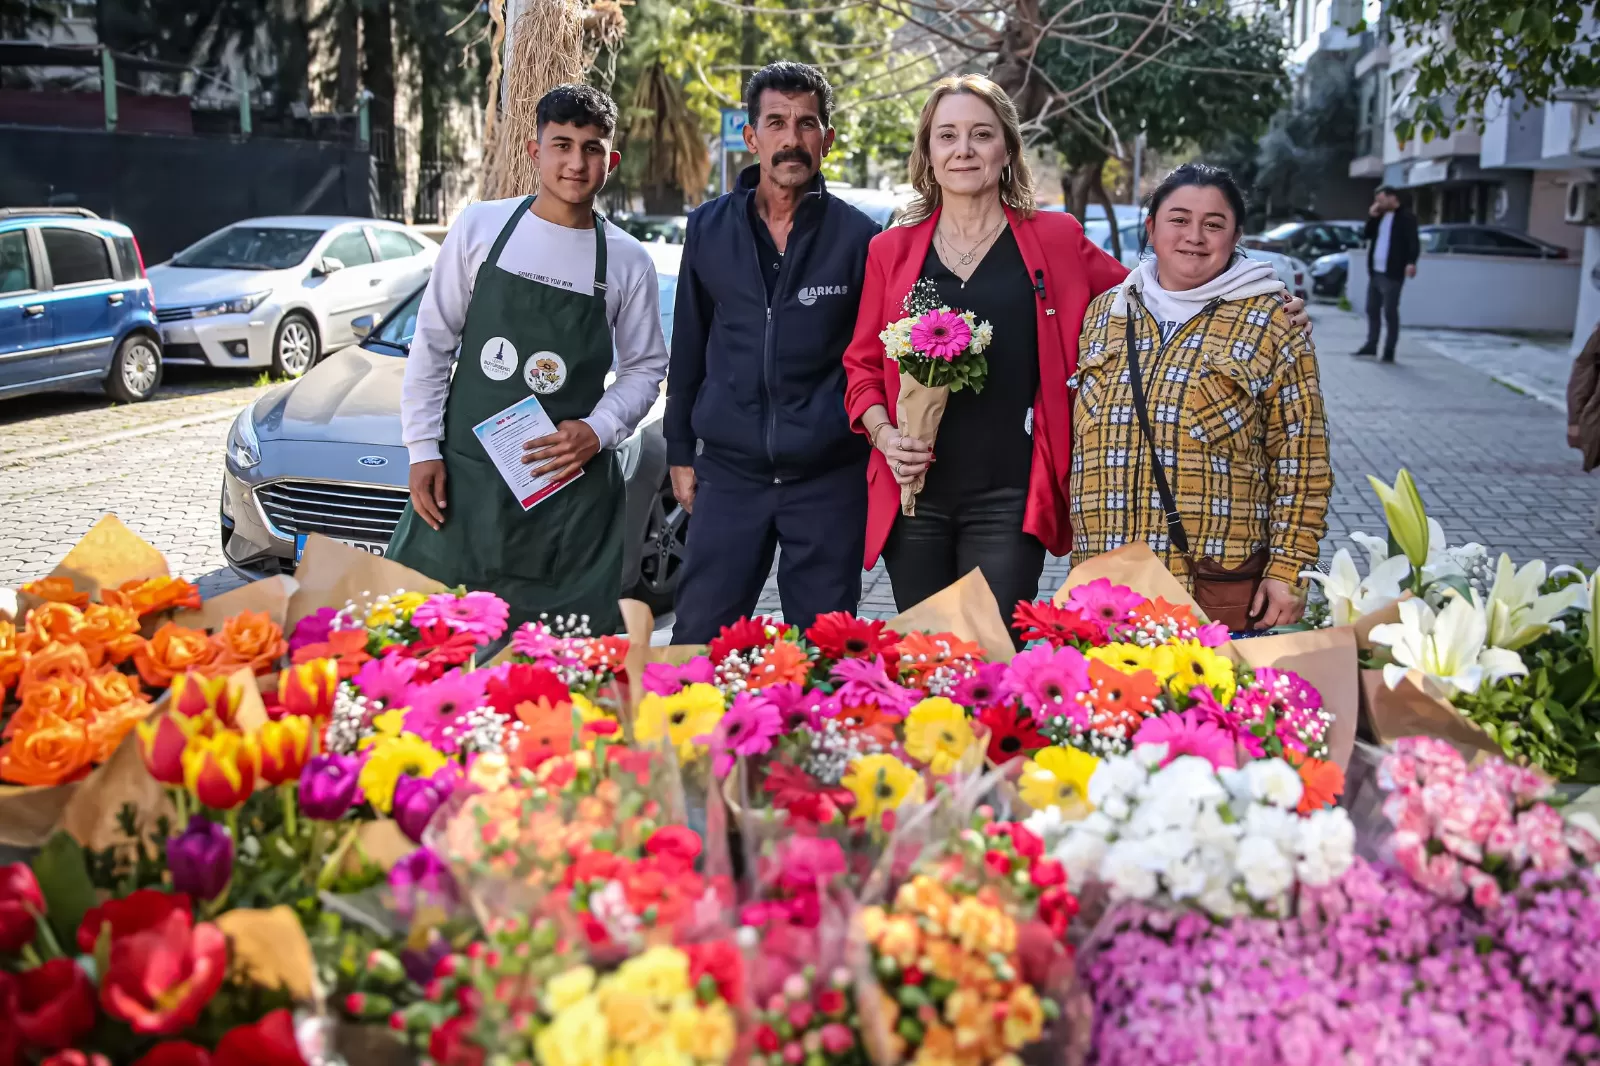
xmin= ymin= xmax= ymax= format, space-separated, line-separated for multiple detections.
xmin=387 ymin=197 xmax=624 ymax=635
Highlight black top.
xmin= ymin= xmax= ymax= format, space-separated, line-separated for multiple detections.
xmin=746 ymin=193 xmax=786 ymax=304
xmin=918 ymin=227 xmax=1037 ymax=500
xmin=1364 ymin=208 xmax=1419 ymax=280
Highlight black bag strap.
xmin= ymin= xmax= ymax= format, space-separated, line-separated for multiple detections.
xmin=1122 ymin=295 xmax=1219 ymax=561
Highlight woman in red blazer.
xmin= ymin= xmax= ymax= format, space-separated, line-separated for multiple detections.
xmin=842 ymin=74 xmax=1128 ymax=625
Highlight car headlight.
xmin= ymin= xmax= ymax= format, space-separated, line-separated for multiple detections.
xmin=228 ymin=407 xmax=262 ymax=469
xmin=194 ymin=291 xmax=271 ymax=317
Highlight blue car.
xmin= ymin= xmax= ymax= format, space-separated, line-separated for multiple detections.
xmin=0 ymin=208 xmax=163 ymax=403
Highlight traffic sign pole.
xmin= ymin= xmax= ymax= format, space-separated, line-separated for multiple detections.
xmin=719 ymin=108 xmax=748 ymax=196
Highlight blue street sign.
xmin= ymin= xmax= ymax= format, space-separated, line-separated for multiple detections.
xmin=720 ymin=109 xmax=748 ymax=151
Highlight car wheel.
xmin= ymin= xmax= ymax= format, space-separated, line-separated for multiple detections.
xmin=630 ymin=475 xmax=690 ymax=614
xmin=103 ymin=333 xmax=163 ymax=403
xmin=272 ymin=312 xmax=319 ymax=379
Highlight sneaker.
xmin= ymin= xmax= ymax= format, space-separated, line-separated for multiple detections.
xmin=1353 ymin=347 xmax=1377 ymax=357
xmin=1379 ymin=352 xmax=1395 ymax=363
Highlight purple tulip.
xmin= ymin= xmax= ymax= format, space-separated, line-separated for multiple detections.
xmin=393 ymin=771 xmax=452 ymax=844
xmin=388 ymin=847 xmax=457 ymax=918
xmin=167 ymin=815 xmax=233 ymax=902
xmin=299 ymin=752 xmax=363 ymax=821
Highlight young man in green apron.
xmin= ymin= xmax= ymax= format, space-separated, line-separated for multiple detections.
xmin=389 ymin=84 xmax=669 ymax=636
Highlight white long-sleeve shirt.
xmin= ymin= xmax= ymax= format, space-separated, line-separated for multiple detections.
xmin=401 ymin=197 xmax=669 ymax=464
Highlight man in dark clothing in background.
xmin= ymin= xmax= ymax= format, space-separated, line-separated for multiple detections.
xmin=665 ymin=62 xmax=881 ymax=642
xmin=1355 ymin=184 xmax=1420 ymax=363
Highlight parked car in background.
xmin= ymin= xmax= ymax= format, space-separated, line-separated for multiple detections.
xmin=1083 ymin=216 xmax=1309 ymax=301
xmin=0 ymin=207 xmax=162 ymax=403
xmin=1417 ymin=225 xmax=1569 ymax=258
xmin=828 ymin=184 xmax=914 ymax=229
xmin=1243 ymin=220 xmax=1365 ymax=262
xmin=611 ymin=214 xmax=687 ymax=245
xmin=1310 ymin=251 xmax=1348 ymax=297
xmin=147 ymin=217 xmax=438 ymax=380
xmin=220 ymin=243 xmax=688 ymax=611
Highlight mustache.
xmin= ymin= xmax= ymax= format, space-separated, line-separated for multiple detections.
xmin=771 ymin=147 xmax=813 ymax=168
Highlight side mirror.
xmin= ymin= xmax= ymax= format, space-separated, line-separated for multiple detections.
xmin=351 ymin=314 xmax=375 ymax=341
xmin=313 ymin=257 xmax=346 ymax=277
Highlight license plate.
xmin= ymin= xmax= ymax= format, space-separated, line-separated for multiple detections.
xmin=294 ymin=534 xmax=388 ymax=563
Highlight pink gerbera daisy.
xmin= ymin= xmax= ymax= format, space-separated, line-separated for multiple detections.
xmin=641 ymin=656 xmax=716 ymax=697
xmin=910 ymin=308 xmax=972 ymax=361
xmin=830 ymin=656 xmax=915 ymax=719
xmin=353 ymin=655 xmax=423 ymax=709
xmin=1064 ymin=579 xmax=1146 ymax=640
xmin=1188 ymin=686 xmax=1266 ymax=759
xmin=1004 ymin=644 xmax=1090 ymax=720
xmin=759 ymin=682 xmax=827 ymax=733
xmin=700 ymin=692 xmax=783 ymax=776
xmin=1133 ymin=709 xmax=1238 ymax=769
xmin=950 ymin=661 xmax=1012 ymax=709
xmin=403 ymin=669 xmax=490 ymax=752
xmin=412 ymin=591 xmax=510 ymax=643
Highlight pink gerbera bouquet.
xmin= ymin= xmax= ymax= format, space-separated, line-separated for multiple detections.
xmin=878 ymin=278 xmax=995 ymax=515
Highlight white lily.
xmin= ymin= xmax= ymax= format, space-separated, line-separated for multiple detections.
xmin=1302 ymin=548 xmax=1412 ymax=626
xmin=1368 ymin=596 xmax=1528 ymax=700
xmin=1466 ymin=553 xmax=1588 ymax=651
xmin=1348 ymin=519 xmax=1486 ymax=589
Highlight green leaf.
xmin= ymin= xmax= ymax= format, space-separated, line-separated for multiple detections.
xmin=31 ymin=832 xmax=97 ymax=951
xmin=1501 ymin=8 xmax=1525 ymax=33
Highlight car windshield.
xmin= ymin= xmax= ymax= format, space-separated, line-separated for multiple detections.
xmin=172 ymin=226 xmax=323 ymax=270
xmin=1261 ymin=223 xmax=1302 ymax=240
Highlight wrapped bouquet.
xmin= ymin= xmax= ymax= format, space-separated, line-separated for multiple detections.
xmin=879 ymin=278 xmax=994 ymax=516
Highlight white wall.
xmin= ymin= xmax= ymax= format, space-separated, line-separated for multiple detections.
xmin=1528 ymin=172 xmax=1589 ymax=253
xmin=1575 ymin=227 xmax=1600 ymax=355
xmin=1349 ymin=252 xmax=1581 ymax=333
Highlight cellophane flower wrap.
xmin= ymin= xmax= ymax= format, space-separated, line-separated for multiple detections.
xmin=422 ymin=743 xmax=744 ymax=1064
xmin=879 ymin=277 xmax=994 ymax=516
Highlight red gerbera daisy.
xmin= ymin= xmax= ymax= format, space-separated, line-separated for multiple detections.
xmin=977 ymin=703 xmax=1047 ymax=766
xmin=763 ymin=762 xmax=855 ymax=824
xmin=486 ymin=662 xmax=571 ymax=719
xmin=805 ymin=612 xmax=901 ymax=661
xmin=579 ymin=635 xmax=629 ymax=671
xmin=391 ymin=621 xmax=480 ymax=682
xmin=1012 ymin=600 xmax=1099 ymax=648
xmin=709 ymin=616 xmax=780 ymax=663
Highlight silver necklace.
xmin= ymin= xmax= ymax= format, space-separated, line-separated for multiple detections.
xmin=938 ymin=216 xmax=1006 ymax=267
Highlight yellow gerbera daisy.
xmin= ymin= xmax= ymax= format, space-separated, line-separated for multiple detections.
xmin=1017 ymin=745 xmax=1098 ymax=816
xmin=1086 ymin=643 xmax=1153 ymax=674
xmin=841 ymin=753 xmax=924 ymax=820
xmin=366 ymin=590 xmax=429 ymax=628
xmin=358 ymin=732 xmax=447 ymax=812
xmin=902 ymin=696 xmax=976 ymax=775
xmin=634 ymin=683 xmax=725 ymax=763
xmin=1149 ymin=641 xmax=1237 ymax=701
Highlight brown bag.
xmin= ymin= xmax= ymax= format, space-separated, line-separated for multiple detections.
xmin=1123 ymin=306 xmax=1265 ymax=632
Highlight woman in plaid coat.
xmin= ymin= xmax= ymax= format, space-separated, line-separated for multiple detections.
xmin=1070 ymin=164 xmax=1332 ymax=629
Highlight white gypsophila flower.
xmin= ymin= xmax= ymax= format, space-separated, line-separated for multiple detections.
xmin=1101 ymin=839 xmax=1161 ymax=901
xmin=1235 ymin=835 xmax=1295 ymax=902
xmin=1055 ymin=824 xmax=1111 ymax=885
xmin=1022 ymin=805 xmax=1070 ymax=844
xmin=1294 ymin=807 xmax=1356 ymax=885
xmin=1242 ymin=759 xmax=1306 ymax=810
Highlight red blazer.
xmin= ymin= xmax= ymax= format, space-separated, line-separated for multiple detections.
xmin=842 ymin=205 xmax=1129 ymax=568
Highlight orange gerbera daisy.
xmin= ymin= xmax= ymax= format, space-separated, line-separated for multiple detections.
xmin=291 ymin=628 xmax=370 ymax=679
xmin=20 ymin=576 xmax=90 ymax=609
xmin=133 ymin=623 xmax=218 ymax=689
xmin=831 ymin=701 xmax=898 ymax=749
xmin=1288 ymin=752 xmax=1346 ymax=813
xmin=1129 ymin=597 xmax=1203 ymax=630
xmin=72 ymin=603 xmax=145 ymax=666
xmin=747 ymin=640 xmax=811 ymax=690
xmin=511 ymin=697 xmax=576 ymax=766
xmin=894 ymin=630 xmax=985 ymax=686
xmin=103 ymin=575 xmax=202 ymax=616
xmin=1078 ymin=659 xmax=1162 ymax=737
xmin=0 ymin=715 xmax=95 ymax=786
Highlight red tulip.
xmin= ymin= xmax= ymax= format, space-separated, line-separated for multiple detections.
xmin=256 ymin=715 xmax=312 ymax=786
xmin=136 ymin=713 xmax=208 ymax=786
xmin=427 ymin=1014 xmax=484 ymax=1066
xmin=76 ymin=888 xmax=192 ymax=954
xmin=212 ymin=1008 xmax=308 ymax=1066
xmin=16 ymin=958 xmax=97 ymax=1050
xmin=181 ymin=730 xmax=258 ymax=810
xmin=131 ymin=1044 xmax=213 ymax=1066
xmin=169 ymin=671 xmax=242 ymax=726
xmin=39 ymin=1053 xmax=112 ymax=1066
xmin=100 ymin=911 xmax=226 ymax=1035
xmin=278 ymin=659 xmax=338 ymax=720
xmin=0 ymin=862 xmax=44 ymax=954
xmin=0 ymin=972 xmax=23 ymax=1066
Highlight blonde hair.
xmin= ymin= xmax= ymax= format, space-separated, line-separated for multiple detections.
xmin=901 ymin=75 xmax=1037 ymax=226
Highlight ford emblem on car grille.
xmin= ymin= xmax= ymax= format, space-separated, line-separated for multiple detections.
xmin=358 ymin=455 xmax=388 ymax=467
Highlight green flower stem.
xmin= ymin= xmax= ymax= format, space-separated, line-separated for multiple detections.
xmin=280 ymin=783 xmax=299 ymax=841
xmin=31 ymin=911 xmax=64 ymax=960
xmin=172 ymin=786 xmax=190 ymax=826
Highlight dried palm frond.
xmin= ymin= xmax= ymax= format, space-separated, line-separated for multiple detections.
xmin=625 ymin=60 xmax=710 ymax=206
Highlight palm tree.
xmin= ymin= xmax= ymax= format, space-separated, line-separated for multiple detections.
xmin=624 ymin=59 xmax=708 ymax=213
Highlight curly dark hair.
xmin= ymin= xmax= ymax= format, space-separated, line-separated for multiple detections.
xmin=535 ymin=83 xmax=618 ymax=137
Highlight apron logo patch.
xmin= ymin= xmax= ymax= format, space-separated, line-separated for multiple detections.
xmin=524 ymin=351 xmax=567 ymax=395
xmin=479 ymin=337 xmax=518 ymax=381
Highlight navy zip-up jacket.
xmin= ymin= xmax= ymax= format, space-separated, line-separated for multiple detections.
xmin=665 ymin=166 xmax=880 ymax=483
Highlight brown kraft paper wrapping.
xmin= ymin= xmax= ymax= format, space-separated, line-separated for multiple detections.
xmin=1055 ymin=543 xmax=1200 ymax=616
xmin=15 ymin=514 xmax=171 ymax=620
xmin=1359 ymin=668 xmax=1503 ymax=762
xmin=895 ymin=370 xmax=949 ymax=517
xmin=618 ymin=598 xmax=654 ymax=725
xmin=173 ymin=574 xmax=297 ymax=633
xmin=286 ymin=533 xmax=446 ymax=629
xmin=886 ymin=567 xmax=1015 ymax=663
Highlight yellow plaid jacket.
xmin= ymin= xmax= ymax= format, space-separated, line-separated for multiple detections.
xmin=1068 ymin=289 xmax=1332 ymax=587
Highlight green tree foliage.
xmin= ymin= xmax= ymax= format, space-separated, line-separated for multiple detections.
xmin=1387 ymin=0 xmax=1600 ymax=142
xmin=1035 ymin=0 xmax=1286 ymax=248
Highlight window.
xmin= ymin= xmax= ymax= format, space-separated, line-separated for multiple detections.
xmin=323 ymin=230 xmax=375 ymax=268
xmin=42 ymin=228 xmax=113 ymax=286
xmin=173 ymin=227 xmax=322 ymax=269
xmin=113 ymin=236 xmax=140 ymax=280
xmin=0 ymin=231 xmax=33 ymax=295
xmin=373 ymin=291 xmax=422 ymax=351
xmin=373 ymin=227 xmax=422 ymax=260
xmin=657 ymin=275 xmax=677 ymax=347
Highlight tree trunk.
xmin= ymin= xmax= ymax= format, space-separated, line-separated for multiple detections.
xmin=1063 ymin=162 xmax=1097 ymax=223
xmin=1093 ymin=172 xmax=1122 ymax=261
xmin=333 ymin=0 xmax=360 ymax=113
xmin=274 ymin=0 xmax=311 ymax=118
xmin=989 ymin=0 xmax=1046 ymax=125
xmin=362 ymin=0 xmax=396 ymax=138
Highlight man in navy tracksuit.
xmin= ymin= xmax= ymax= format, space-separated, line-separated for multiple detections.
xmin=666 ymin=62 xmax=881 ymax=641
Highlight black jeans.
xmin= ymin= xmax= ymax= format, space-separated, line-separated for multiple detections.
xmin=1365 ymin=273 xmax=1404 ymax=358
xmin=882 ymin=487 xmax=1045 ymax=647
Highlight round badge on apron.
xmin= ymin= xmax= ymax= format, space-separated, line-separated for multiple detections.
xmin=524 ymin=351 xmax=567 ymax=395
xmin=480 ymin=337 xmax=518 ymax=381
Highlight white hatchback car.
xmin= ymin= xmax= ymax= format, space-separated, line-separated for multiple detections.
xmin=147 ymin=217 xmax=438 ymax=378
